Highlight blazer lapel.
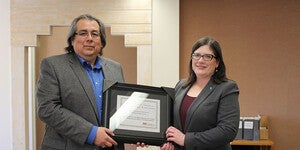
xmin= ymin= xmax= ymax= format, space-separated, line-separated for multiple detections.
xmin=100 ymin=57 xmax=112 ymax=80
xmin=185 ymin=80 xmax=216 ymax=130
xmin=174 ymin=84 xmax=190 ymax=131
xmin=68 ymin=54 xmax=99 ymax=122
xmin=103 ymin=79 xmax=118 ymax=92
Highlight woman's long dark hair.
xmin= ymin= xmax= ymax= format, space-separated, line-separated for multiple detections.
xmin=64 ymin=14 xmax=106 ymax=56
xmin=182 ymin=37 xmax=227 ymax=88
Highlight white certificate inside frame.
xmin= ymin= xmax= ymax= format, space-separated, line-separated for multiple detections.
xmin=116 ymin=95 xmax=160 ymax=133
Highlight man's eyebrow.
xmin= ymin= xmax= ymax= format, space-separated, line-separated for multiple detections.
xmin=77 ymin=29 xmax=99 ymax=32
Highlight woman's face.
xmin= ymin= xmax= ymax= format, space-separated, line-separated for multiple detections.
xmin=191 ymin=45 xmax=219 ymax=79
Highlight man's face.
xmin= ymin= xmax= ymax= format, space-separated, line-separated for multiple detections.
xmin=72 ymin=19 xmax=102 ymax=63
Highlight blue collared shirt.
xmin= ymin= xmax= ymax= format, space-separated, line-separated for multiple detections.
xmin=77 ymin=55 xmax=104 ymax=145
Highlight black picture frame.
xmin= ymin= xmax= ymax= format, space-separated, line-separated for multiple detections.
xmin=102 ymin=82 xmax=174 ymax=146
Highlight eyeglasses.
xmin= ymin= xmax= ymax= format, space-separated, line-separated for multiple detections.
xmin=75 ymin=31 xmax=101 ymax=39
xmin=191 ymin=53 xmax=216 ymax=61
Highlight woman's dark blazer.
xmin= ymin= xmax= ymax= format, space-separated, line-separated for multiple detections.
xmin=173 ymin=79 xmax=240 ymax=150
xmin=36 ymin=53 xmax=125 ymax=150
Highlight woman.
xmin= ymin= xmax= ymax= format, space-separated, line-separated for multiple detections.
xmin=162 ymin=37 xmax=240 ymax=150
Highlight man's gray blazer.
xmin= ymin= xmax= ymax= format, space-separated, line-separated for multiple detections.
xmin=173 ymin=79 xmax=240 ymax=150
xmin=36 ymin=53 xmax=125 ymax=150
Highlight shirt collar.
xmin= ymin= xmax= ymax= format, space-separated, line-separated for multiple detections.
xmin=76 ymin=54 xmax=102 ymax=69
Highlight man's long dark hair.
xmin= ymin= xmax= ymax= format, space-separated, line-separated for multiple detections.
xmin=64 ymin=14 xmax=106 ymax=56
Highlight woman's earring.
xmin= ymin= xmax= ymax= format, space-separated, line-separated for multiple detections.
xmin=215 ymin=68 xmax=218 ymax=72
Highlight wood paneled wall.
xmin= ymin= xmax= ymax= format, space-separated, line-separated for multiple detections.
xmin=180 ymin=0 xmax=300 ymax=150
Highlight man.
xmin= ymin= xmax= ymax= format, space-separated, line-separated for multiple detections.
xmin=36 ymin=14 xmax=125 ymax=150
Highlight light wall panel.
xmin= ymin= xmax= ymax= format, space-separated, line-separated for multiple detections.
xmin=11 ymin=0 xmax=152 ymax=149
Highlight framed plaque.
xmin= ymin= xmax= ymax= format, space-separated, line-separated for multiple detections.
xmin=102 ymin=82 xmax=174 ymax=146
